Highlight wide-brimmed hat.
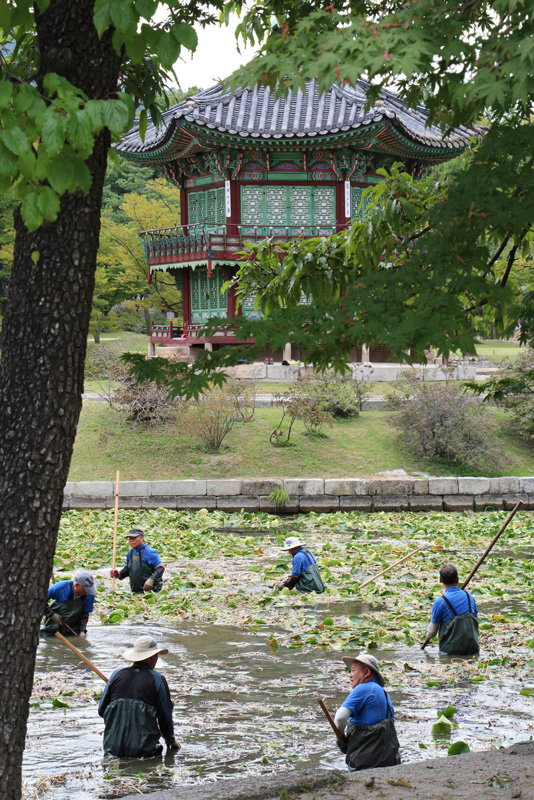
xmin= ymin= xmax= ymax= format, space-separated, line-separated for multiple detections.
xmin=122 ymin=635 xmax=168 ymax=662
xmin=281 ymin=536 xmax=305 ymax=551
xmin=74 ymin=570 xmax=97 ymax=596
xmin=342 ymin=653 xmax=385 ymax=686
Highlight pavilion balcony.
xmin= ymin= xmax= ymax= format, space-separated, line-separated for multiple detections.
xmin=151 ymin=321 xmax=254 ymax=347
xmin=138 ymin=223 xmax=338 ymax=269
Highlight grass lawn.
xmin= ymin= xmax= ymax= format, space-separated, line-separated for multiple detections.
xmin=69 ymin=401 xmax=534 ymax=480
xmin=86 ymin=330 xmax=148 ymax=352
xmin=468 ymin=339 xmax=521 ymax=363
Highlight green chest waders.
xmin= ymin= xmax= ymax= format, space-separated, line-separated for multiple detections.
xmin=296 ymin=550 xmax=325 ymax=594
xmin=346 ymin=696 xmax=401 ymax=772
xmin=42 ymin=585 xmax=84 ymax=635
xmin=129 ymin=549 xmax=162 ymax=594
xmin=438 ymin=591 xmax=479 ymax=656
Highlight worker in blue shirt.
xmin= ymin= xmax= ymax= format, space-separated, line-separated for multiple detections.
xmin=276 ymin=536 xmax=324 ymax=593
xmin=110 ymin=528 xmax=164 ymax=594
xmin=42 ymin=570 xmax=97 ymax=636
xmin=334 ymin=653 xmax=401 ymax=771
xmin=422 ymin=564 xmax=479 ymax=655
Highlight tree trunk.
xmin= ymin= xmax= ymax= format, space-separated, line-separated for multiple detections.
xmin=0 ymin=3 xmax=120 ymax=798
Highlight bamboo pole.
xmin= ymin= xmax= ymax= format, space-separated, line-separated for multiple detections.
xmin=360 ymin=547 xmax=423 ymax=589
xmin=317 ymin=698 xmax=346 ymax=746
xmin=461 ymin=501 xmax=522 ymax=589
xmin=54 ymin=631 xmax=108 ymax=683
xmin=111 ymin=470 xmax=120 ymax=591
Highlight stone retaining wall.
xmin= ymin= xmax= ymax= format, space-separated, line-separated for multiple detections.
xmin=63 ymin=477 xmax=533 ymax=513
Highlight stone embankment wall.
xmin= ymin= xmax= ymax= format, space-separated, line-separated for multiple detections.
xmin=63 ymin=477 xmax=533 ymax=513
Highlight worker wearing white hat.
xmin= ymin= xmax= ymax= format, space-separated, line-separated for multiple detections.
xmin=276 ymin=536 xmax=324 ymax=593
xmin=334 ymin=653 xmax=401 ymax=771
xmin=98 ymin=634 xmax=180 ymax=758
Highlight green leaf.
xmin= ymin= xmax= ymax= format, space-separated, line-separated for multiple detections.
xmin=172 ymin=22 xmax=198 ymax=52
xmin=155 ymin=30 xmax=181 ymax=69
xmin=84 ymin=100 xmax=104 ymax=130
xmin=93 ymin=1 xmax=112 ymax=38
xmin=102 ymin=99 xmax=130 ymax=135
xmin=31 ymin=250 xmax=40 ymax=265
xmin=109 ymin=0 xmax=137 ymax=33
xmin=432 ymin=715 xmax=452 ymax=736
xmin=21 ymin=193 xmax=43 ymax=232
xmin=448 ymin=740 xmax=470 ymax=755
xmin=2 ymin=127 xmax=30 ymax=157
xmin=52 ymin=698 xmax=69 ymax=708
xmin=138 ymin=108 xmax=147 ymax=142
xmin=37 ymin=186 xmax=61 ymax=222
xmin=43 ymin=73 xmax=62 ymax=97
xmin=41 ymin=113 xmax=66 ymax=155
xmin=0 ymin=80 xmax=12 ymax=110
xmin=48 ymin=156 xmax=74 ymax=194
xmin=135 ymin=0 xmax=158 ymax=19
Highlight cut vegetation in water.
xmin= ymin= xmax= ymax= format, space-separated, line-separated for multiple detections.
xmin=27 ymin=509 xmax=534 ymax=798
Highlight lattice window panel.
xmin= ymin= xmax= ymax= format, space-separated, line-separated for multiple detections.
xmin=242 ymin=291 xmax=261 ymax=319
xmin=313 ymin=187 xmax=336 ymax=225
xmin=216 ymin=187 xmax=226 ymax=221
xmin=351 ymin=186 xmax=367 ymax=220
xmin=199 ymin=271 xmax=209 ymax=311
xmin=197 ymin=192 xmax=206 ymax=224
xmin=266 ymin=186 xmax=288 ymax=226
xmin=241 ymin=186 xmax=263 ymax=226
xmin=191 ymin=270 xmax=200 ymax=321
xmin=188 ymin=192 xmax=199 ymax=224
xmin=290 ymin=187 xmax=311 ymax=227
xmin=205 ymin=190 xmax=217 ymax=223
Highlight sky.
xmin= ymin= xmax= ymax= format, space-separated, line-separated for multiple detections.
xmin=173 ymin=17 xmax=258 ymax=94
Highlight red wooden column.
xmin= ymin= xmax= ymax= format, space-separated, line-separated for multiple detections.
xmin=226 ymin=180 xmax=242 ymax=318
xmin=181 ymin=269 xmax=191 ymax=326
xmin=180 ymin=186 xmax=188 ymax=227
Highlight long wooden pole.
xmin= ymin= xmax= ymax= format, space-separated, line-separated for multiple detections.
xmin=461 ymin=501 xmax=522 ymax=589
xmin=360 ymin=547 xmax=423 ymax=589
xmin=111 ymin=470 xmax=120 ymax=591
xmin=317 ymin=698 xmax=346 ymax=746
xmin=54 ymin=631 xmax=108 ymax=683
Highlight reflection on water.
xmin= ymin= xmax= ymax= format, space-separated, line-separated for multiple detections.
xmin=26 ymin=617 xmax=534 ymax=799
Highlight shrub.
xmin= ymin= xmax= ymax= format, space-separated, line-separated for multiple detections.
xmin=270 ymin=389 xmax=333 ymax=445
xmin=113 ymin=365 xmax=176 ymax=426
xmin=179 ymin=380 xmax=255 ymax=453
xmin=302 ymin=373 xmax=370 ymax=418
xmin=387 ymin=375 xmax=499 ymax=470
xmin=492 ymin=349 xmax=534 ymax=440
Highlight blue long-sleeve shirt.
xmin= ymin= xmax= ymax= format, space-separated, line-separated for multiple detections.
xmin=47 ymin=580 xmax=94 ymax=614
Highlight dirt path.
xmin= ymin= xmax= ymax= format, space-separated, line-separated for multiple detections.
xmin=121 ymin=742 xmax=534 ymax=800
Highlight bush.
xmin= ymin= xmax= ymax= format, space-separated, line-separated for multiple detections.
xmin=113 ymin=365 xmax=176 ymax=426
xmin=270 ymin=388 xmax=333 ymax=445
xmin=179 ymin=380 xmax=255 ymax=453
xmin=387 ymin=376 xmax=499 ymax=470
xmin=493 ymin=349 xmax=534 ymax=440
xmin=302 ymin=373 xmax=369 ymax=418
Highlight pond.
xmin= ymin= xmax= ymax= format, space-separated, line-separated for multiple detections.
xmin=25 ymin=508 xmax=534 ymax=798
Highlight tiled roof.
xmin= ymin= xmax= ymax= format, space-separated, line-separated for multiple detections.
xmin=118 ymin=79 xmax=481 ymax=155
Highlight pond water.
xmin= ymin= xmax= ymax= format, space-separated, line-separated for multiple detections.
xmin=26 ymin=615 xmax=534 ymax=800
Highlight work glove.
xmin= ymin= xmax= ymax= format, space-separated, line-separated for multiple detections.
xmin=50 ymin=613 xmax=62 ymax=624
xmin=143 ymin=578 xmax=154 ymax=591
xmin=110 ymin=569 xmax=121 ymax=579
xmin=336 ymin=735 xmax=348 ymax=755
xmin=166 ymin=739 xmax=180 ymax=751
xmin=77 ymin=631 xmax=86 ymax=638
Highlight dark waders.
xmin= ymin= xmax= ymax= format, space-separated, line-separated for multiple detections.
xmin=345 ymin=699 xmax=401 ymax=772
xmin=296 ymin=549 xmax=325 ymax=594
xmin=129 ymin=548 xmax=163 ymax=594
xmin=438 ymin=591 xmax=479 ymax=656
xmin=42 ymin=582 xmax=84 ymax=635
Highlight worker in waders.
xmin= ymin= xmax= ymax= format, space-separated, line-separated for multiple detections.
xmin=421 ymin=564 xmax=479 ymax=655
xmin=42 ymin=570 xmax=97 ymax=636
xmin=98 ymin=634 xmax=180 ymax=758
xmin=110 ymin=528 xmax=164 ymax=594
xmin=276 ymin=536 xmax=324 ymax=593
xmin=334 ymin=653 xmax=401 ymax=771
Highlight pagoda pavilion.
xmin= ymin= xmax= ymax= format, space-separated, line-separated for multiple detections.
xmin=117 ymin=80 xmax=479 ymax=360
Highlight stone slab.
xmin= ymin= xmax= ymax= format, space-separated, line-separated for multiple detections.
xmin=409 ymin=496 xmax=444 ymax=511
xmin=259 ymin=495 xmax=300 ymax=514
xmin=299 ymin=495 xmax=340 ymax=512
xmin=228 ymin=364 xmax=267 ymax=380
xmin=367 ymin=480 xmax=415 ymax=496
xmin=474 ymin=494 xmax=506 ymax=511
xmin=241 ymin=479 xmax=282 ymax=496
xmin=119 ymin=497 xmax=150 ymax=508
xmin=324 ymin=478 xmax=367 ymax=496
xmin=217 ymin=496 xmax=261 ymax=511
xmin=360 ymin=397 xmax=386 ymax=411
xmin=266 ymin=365 xmax=300 ymax=381
xmin=118 ymin=481 xmax=149 ymax=497
xmin=372 ymin=495 xmax=411 ymax=511
xmin=141 ymin=496 xmax=177 ymax=509
xmin=150 ymin=480 xmax=207 ymax=496
xmin=457 ymin=477 xmax=491 ymax=495
xmin=69 ymin=497 xmax=115 ymax=509
xmin=519 ymin=477 xmax=534 ymax=494
xmin=412 ymin=480 xmax=430 ymax=495
xmin=442 ymin=494 xmax=475 ymax=511
xmin=339 ymin=495 xmax=373 ymax=510
xmin=283 ymin=478 xmax=324 ymax=496
xmin=174 ymin=496 xmax=217 ymax=510
xmin=428 ymin=477 xmax=459 ymax=495
xmin=502 ymin=494 xmax=525 ymax=510
xmin=206 ymin=480 xmax=242 ymax=496
xmin=65 ymin=481 xmax=113 ymax=497
xmin=489 ymin=477 xmax=520 ymax=494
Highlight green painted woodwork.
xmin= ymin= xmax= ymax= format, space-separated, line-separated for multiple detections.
xmin=241 ymin=185 xmax=335 ymax=231
xmin=351 ymin=186 xmax=369 ymax=220
xmin=187 ymin=187 xmax=226 ymax=226
xmin=190 ymin=265 xmax=228 ymax=322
